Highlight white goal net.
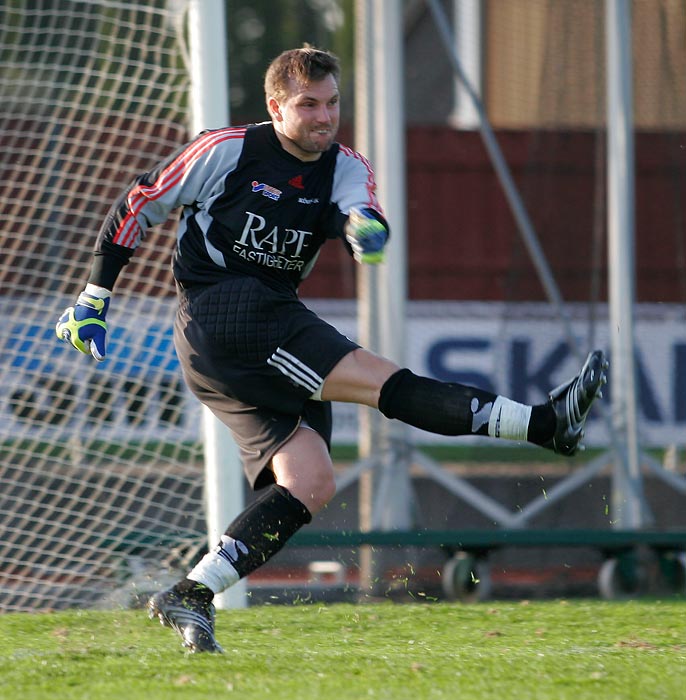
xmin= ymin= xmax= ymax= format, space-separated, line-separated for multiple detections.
xmin=0 ymin=0 xmax=208 ymax=611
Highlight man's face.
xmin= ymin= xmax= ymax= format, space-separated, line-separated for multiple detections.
xmin=270 ymin=74 xmax=340 ymax=161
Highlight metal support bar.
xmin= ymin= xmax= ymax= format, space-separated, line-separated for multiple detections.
xmin=419 ymin=0 xmax=654 ymax=532
xmin=643 ymin=454 xmax=686 ymax=496
xmin=330 ymin=0 xmax=662 ymax=552
xmin=510 ymin=453 xmax=612 ymax=526
xmin=412 ymin=450 xmax=521 ymax=528
xmin=426 ymin=0 xmax=580 ymax=362
xmin=605 ymin=0 xmax=647 ymax=529
xmin=335 ymin=454 xmax=382 ymax=493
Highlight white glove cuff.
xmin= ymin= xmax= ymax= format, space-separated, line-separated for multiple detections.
xmin=84 ymin=283 xmax=112 ymax=299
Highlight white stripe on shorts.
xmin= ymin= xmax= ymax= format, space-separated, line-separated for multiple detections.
xmin=267 ymin=347 xmax=323 ymax=395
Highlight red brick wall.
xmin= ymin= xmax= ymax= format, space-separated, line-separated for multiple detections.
xmin=301 ymin=127 xmax=686 ymax=303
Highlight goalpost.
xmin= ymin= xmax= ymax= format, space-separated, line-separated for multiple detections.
xmin=186 ymin=0 xmax=246 ymax=610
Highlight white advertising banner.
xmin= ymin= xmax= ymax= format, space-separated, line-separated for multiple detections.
xmin=2 ymin=299 xmax=684 ymax=448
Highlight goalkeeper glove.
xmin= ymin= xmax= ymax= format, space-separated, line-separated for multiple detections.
xmin=345 ymin=207 xmax=388 ymax=264
xmin=55 ymin=284 xmax=111 ymax=362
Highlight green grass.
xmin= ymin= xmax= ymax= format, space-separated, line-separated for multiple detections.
xmin=2 ymin=600 xmax=685 ymax=699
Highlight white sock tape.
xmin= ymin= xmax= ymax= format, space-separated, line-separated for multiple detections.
xmin=187 ymin=535 xmax=243 ymax=594
xmin=488 ymin=396 xmax=532 ymax=442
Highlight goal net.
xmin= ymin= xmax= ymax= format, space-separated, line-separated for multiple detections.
xmin=0 ymin=0 xmax=207 ymax=611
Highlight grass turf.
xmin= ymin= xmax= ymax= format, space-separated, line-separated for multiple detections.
xmin=1 ymin=600 xmax=685 ymax=699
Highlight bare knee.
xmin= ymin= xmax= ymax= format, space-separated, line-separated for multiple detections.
xmin=274 ymin=464 xmax=336 ymax=515
xmin=288 ymin=468 xmax=336 ymax=514
xmin=320 ymin=348 xmax=400 ymax=406
xmin=270 ymin=427 xmax=337 ymax=515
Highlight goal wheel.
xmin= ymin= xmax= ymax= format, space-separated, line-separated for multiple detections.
xmin=657 ymin=551 xmax=686 ymax=594
xmin=597 ymin=553 xmax=643 ymax=599
xmin=441 ymin=552 xmax=491 ymax=602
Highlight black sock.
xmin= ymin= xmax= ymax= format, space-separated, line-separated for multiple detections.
xmin=378 ymin=368 xmax=498 ymax=436
xmin=379 ymin=368 xmax=557 ymax=447
xmin=218 ymin=484 xmax=312 ymax=579
xmin=174 ymin=577 xmax=214 ymax=602
xmin=526 ymin=402 xmax=556 ymax=445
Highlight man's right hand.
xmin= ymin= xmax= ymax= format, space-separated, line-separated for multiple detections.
xmin=55 ymin=284 xmax=111 ymax=362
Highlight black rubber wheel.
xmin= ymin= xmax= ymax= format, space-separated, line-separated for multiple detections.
xmin=442 ymin=552 xmax=491 ymax=602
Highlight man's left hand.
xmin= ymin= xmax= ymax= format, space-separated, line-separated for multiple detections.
xmin=345 ymin=208 xmax=388 ymax=264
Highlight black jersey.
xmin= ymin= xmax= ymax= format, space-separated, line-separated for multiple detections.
xmin=93 ymin=122 xmax=385 ymax=294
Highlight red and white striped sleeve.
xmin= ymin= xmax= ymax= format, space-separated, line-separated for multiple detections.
xmin=89 ymin=127 xmax=246 ymax=289
xmin=110 ymin=127 xmax=247 ymax=250
xmin=332 ymin=144 xmax=384 ymax=218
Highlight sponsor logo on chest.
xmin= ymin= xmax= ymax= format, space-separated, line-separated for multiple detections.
xmin=251 ymin=180 xmax=282 ymax=201
xmin=232 ymin=210 xmax=313 ymax=272
xmin=251 ymin=179 xmax=318 ymax=205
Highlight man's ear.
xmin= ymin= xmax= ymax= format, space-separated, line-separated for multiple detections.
xmin=268 ymin=96 xmax=282 ymax=121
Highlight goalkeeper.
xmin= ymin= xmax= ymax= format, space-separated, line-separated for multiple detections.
xmin=57 ymin=46 xmax=607 ymax=653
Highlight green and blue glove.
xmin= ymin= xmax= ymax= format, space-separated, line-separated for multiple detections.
xmin=345 ymin=207 xmax=388 ymax=264
xmin=55 ymin=284 xmax=111 ymax=362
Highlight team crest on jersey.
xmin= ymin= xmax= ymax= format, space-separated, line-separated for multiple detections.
xmin=251 ymin=180 xmax=282 ymax=201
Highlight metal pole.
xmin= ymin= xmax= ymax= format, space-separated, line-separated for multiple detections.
xmin=426 ymin=0 xmax=581 ymax=362
xmin=605 ymin=0 xmax=645 ymax=529
xmin=187 ymin=0 xmax=246 ymax=608
xmin=372 ymin=0 xmax=413 ymax=530
xmin=373 ymin=1 xmax=407 ymax=371
xmin=353 ymin=0 xmax=379 ymax=593
xmin=450 ymin=0 xmax=483 ymax=129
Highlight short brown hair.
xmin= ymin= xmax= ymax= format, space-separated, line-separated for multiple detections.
xmin=264 ymin=45 xmax=340 ymax=107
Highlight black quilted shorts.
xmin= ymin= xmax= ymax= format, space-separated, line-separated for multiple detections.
xmin=174 ymin=276 xmax=359 ymax=489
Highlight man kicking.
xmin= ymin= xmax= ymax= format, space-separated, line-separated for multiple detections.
xmin=57 ymin=46 xmax=608 ymax=652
